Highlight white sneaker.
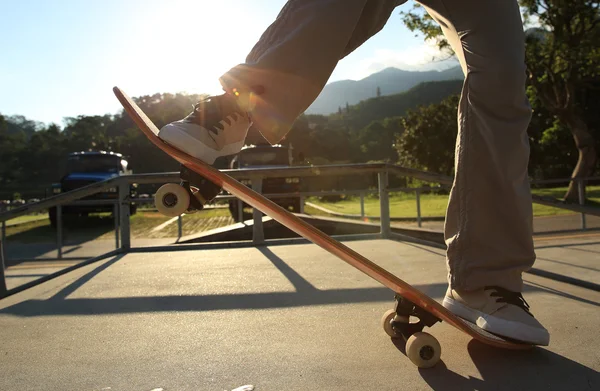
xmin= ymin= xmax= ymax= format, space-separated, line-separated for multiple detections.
xmin=443 ymin=286 xmax=550 ymax=345
xmin=159 ymin=92 xmax=251 ymax=164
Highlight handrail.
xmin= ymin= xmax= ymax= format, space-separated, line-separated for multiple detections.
xmin=531 ymin=194 xmax=600 ymax=216
xmin=1 ymin=163 xmax=599 ymax=224
xmin=0 ymin=176 xmax=123 ymax=223
xmin=531 ymin=176 xmax=600 ymax=185
xmin=1 ymin=163 xmax=598 ymax=298
xmin=0 ymin=163 xmax=426 ymax=223
xmin=129 ymin=163 xmax=450 ymax=182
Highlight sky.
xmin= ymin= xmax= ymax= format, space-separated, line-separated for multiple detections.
xmin=0 ymin=0 xmax=454 ymax=127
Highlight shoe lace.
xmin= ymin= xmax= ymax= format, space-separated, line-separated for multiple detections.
xmin=484 ymin=286 xmax=532 ymax=316
xmin=191 ymin=99 xmax=230 ymax=136
xmin=188 ymin=92 xmax=249 ymax=139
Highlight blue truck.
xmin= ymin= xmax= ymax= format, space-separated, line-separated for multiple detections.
xmin=48 ymin=151 xmax=137 ymax=227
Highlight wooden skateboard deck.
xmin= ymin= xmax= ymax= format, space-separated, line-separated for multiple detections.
xmin=113 ymin=86 xmax=530 ymax=366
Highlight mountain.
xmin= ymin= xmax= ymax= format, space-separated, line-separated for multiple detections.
xmin=246 ymin=79 xmax=464 ymax=146
xmin=306 ymin=66 xmax=464 ymax=115
xmin=329 ymin=79 xmax=464 ymax=131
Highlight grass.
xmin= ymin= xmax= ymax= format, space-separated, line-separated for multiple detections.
xmin=4 ymin=185 xmax=598 ymax=241
xmin=6 ymin=214 xmax=49 ymax=226
xmin=131 ymin=208 xmax=233 ymax=239
xmin=307 ymin=192 xmax=446 ymax=219
xmin=307 ymin=186 xmax=600 ymax=219
xmin=5 ymin=208 xmax=233 ymax=243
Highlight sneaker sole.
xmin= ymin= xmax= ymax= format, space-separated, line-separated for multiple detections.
xmin=443 ymin=297 xmax=549 ymax=346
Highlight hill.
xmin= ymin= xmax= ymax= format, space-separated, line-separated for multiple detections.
xmin=330 ymin=79 xmax=464 ymax=130
xmin=306 ymin=66 xmax=464 ymax=115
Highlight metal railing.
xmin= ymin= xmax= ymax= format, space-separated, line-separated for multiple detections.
xmin=1 ymin=163 xmax=598 ymax=298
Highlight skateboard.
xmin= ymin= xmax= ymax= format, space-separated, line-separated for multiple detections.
xmin=113 ymin=87 xmax=531 ymax=368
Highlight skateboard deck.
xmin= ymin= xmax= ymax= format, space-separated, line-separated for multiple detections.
xmin=113 ymin=86 xmax=530 ymax=366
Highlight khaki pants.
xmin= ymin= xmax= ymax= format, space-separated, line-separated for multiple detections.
xmin=220 ymin=0 xmax=535 ymax=292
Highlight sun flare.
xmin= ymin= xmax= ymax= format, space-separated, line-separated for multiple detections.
xmin=120 ymin=0 xmax=262 ymax=97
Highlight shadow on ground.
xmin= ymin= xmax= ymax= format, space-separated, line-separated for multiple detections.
xmin=1 ymin=248 xmax=598 ymax=390
xmin=415 ymin=340 xmax=598 ymax=390
xmin=7 ymin=214 xmax=115 ymax=243
xmin=5 ymin=215 xmax=115 ymax=264
xmin=2 ymin=249 xmax=598 ymax=318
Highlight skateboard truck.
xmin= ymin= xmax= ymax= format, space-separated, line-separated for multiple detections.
xmin=391 ymin=294 xmax=440 ymax=339
xmin=381 ymin=295 xmax=443 ymax=368
xmin=153 ymin=165 xmax=221 ymax=217
xmin=180 ymin=165 xmax=221 ymax=212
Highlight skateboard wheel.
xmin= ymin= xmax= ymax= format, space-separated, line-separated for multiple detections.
xmin=155 ymin=183 xmax=190 ymax=217
xmin=381 ymin=309 xmax=411 ymax=338
xmin=405 ymin=332 xmax=441 ymax=368
xmin=381 ymin=309 xmax=399 ymax=338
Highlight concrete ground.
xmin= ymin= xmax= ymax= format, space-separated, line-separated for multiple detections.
xmin=3 ymin=238 xmax=175 ymax=289
xmin=1 ymin=236 xmax=599 ymax=391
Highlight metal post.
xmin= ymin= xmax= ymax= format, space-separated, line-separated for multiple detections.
xmin=378 ymin=171 xmax=391 ymax=239
xmin=416 ymin=189 xmax=422 ymax=228
xmin=360 ymin=192 xmax=365 ymax=218
xmin=0 ymin=216 xmax=7 ymax=296
xmin=299 ymin=196 xmax=305 ymax=214
xmin=237 ymin=199 xmax=244 ymax=223
xmin=178 ymin=215 xmax=183 ymax=240
xmin=114 ymin=203 xmax=119 ymax=250
xmin=1 ymin=219 xmax=6 ymax=264
xmin=578 ymin=179 xmax=586 ymax=230
xmin=119 ymin=180 xmax=131 ymax=250
xmin=252 ymin=177 xmax=264 ymax=245
xmin=57 ymin=205 xmax=63 ymax=259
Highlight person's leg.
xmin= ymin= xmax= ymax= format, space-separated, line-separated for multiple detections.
xmin=420 ymin=0 xmax=534 ymax=292
xmin=160 ymin=0 xmax=405 ymax=163
xmin=220 ymin=0 xmax=407 ymax=144
xmin=158 ymin=0 xmax=404 ymax=207
xmin=418 ymin=0 xmax=548 ymax=345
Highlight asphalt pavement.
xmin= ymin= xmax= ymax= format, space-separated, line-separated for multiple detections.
xmin=1 ymin=236 xmax=598 ymax=390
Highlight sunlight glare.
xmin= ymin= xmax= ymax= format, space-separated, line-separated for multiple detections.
xmin=119 ymin=0 xmax=260 ymax=97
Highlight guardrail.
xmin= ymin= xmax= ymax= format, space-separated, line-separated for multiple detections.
xmin=1 ymin=163 xmax=598 ymax=298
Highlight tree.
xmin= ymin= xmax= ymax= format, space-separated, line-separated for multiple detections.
xmin=0 ymin=81 xmax=467 ymax=198
xmin=522 ymin=1 xmax=600 ymax=201
xmin=0 ymin=114 xmax=28 ymax=187
xmin=358 ymin=121 xmax=390 ymax=162
xmin=400 ymin=1 xmax=600 ymax=201
xmin=4 ymin=115 xmax=42 ymax=138
xmin=395 ymin=95 xmax=460 ymax=176
xmin=110 ymin=93 xmax=198 ymax=174
xmin=357 ymin=117 xmax=403 ymax=162
xmin=19 ymin=124 xmax=65 ymax=184
xmin=400 ymin=4 xmax=452 ymax=53
xmin=527 ymin=86 xmax=580 ymax=180
xmin=0 ymin=114 xmax=6 ymax=133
